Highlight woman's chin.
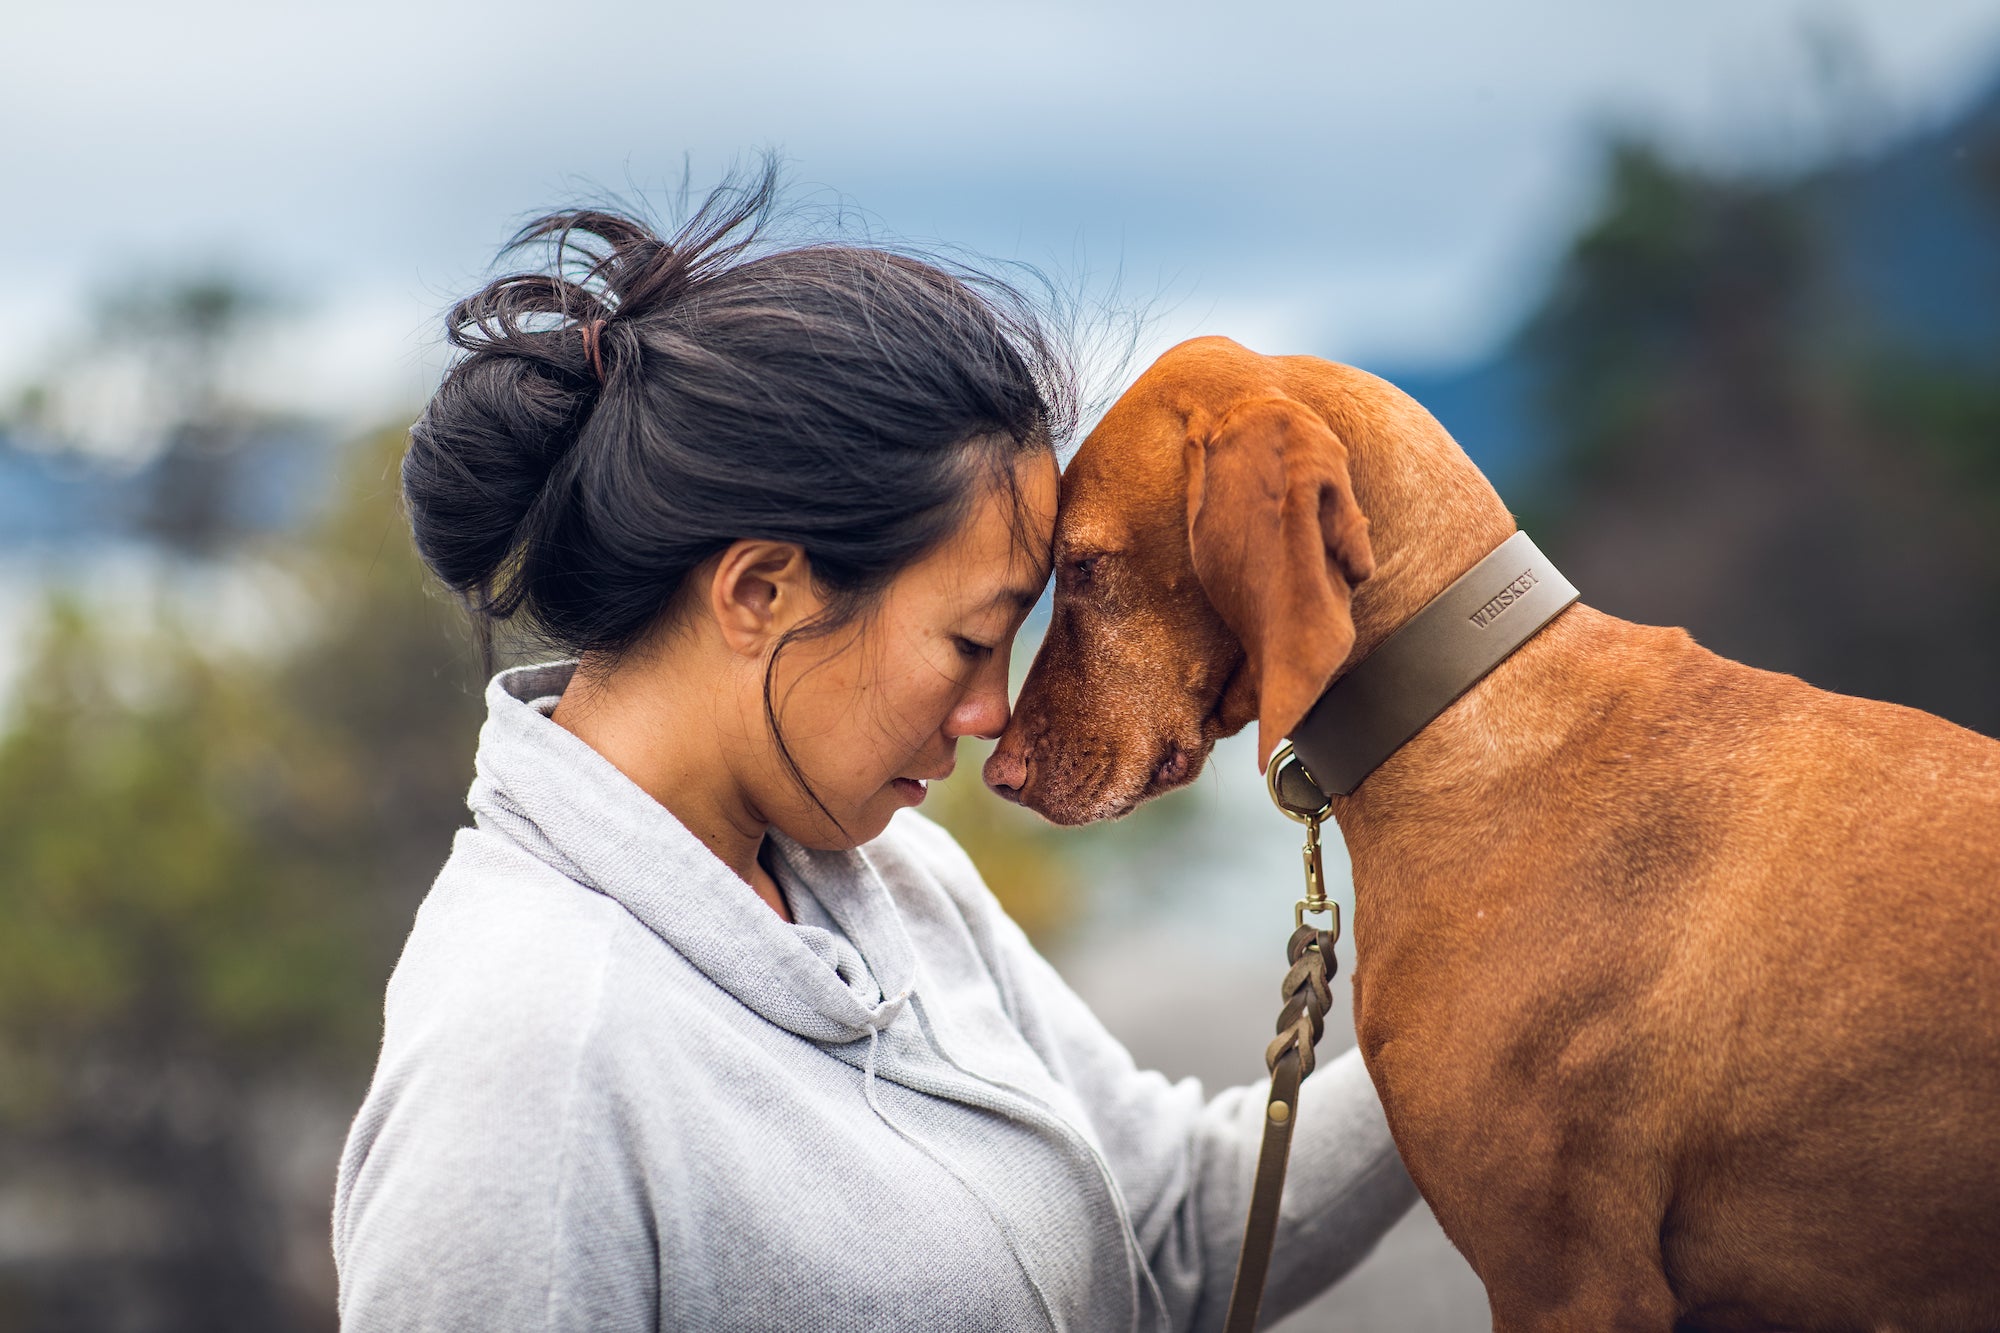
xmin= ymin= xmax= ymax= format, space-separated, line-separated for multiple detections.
xmin=849 ymin=781 xmax=928 ymax=845
xmin=778 ymin=794 xmax=905 ymax=853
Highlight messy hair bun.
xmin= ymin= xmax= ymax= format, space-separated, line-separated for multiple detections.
xmin=402 ymin=160 xmax=1071 ymax=815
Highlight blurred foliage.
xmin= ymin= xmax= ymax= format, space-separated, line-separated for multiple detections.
xmin=1519 ymin=130 xmax=2000 ymax=737
xmin=98 ymin=274 xmax=281 ymax=351
xmin=1524 ymin=142 xmax=1814 ymax=486
xmin=1860 ymin=355 xmax=2000 ymax=516
xmin=0 ymin=425 xmax=484 ymax=1089
xmin=0 ymin=424 xmax=487 ymax=1330
xmin=0 ymin=604 xmax=371 ymax=1123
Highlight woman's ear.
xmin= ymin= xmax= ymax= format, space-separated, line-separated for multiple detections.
xmin=709 ymin=540 xmax=816 ymax=656
xmin=1185 ymin=396 xmax=1374 ymax=771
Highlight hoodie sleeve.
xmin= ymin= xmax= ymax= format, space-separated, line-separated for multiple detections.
xmin=889 ymin=813 xmax=1418 ymax=1333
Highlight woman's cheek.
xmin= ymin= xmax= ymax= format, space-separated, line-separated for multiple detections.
xmin=884 ymin=656 xmax=958 ymax=749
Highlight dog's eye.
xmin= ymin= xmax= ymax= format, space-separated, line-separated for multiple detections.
xmin=1070 ymin=555 xmax=1101 ymax=585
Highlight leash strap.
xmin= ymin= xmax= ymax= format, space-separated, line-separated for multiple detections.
xmin=1224 ymin=1046 xmax=1305 ymax=1333
xmin=1224 ymin=756 xmax=1339 ymax=1333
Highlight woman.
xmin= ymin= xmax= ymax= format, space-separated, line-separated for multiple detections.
xmin=332 ymin=171 xmax=1417 ymax=1331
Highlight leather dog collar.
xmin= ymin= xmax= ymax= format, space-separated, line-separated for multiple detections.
xmin=1288 ymin=530 xmax=1579 ymax=797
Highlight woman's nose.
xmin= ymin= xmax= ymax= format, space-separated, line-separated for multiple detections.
xmin=945 ymin=667 xmax=1011 ymax=741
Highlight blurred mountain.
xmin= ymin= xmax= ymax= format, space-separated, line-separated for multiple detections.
xmin=1390 ymin=354 xmax=1537 ymax=492
xmin=0 ymin=423 xmax=339 ymax=548
xmin=1385 ymin=75 xmax=2000 ymax=739
xmin=1393 ymin=75 xmax=2000 ymax=490
xmin=0 ymin=272 xmax=342 ymax=554
xmin=1816 ymin=82 xmax=2000 ymax=360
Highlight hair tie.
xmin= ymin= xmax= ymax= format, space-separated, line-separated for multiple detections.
xmin=579 ymin=319 xmax=607 ymax=384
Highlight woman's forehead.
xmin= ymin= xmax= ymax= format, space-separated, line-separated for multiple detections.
xmin=908 ymin=467 xmax=1055 ymax=608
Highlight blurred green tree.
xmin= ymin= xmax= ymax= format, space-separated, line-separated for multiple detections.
xmin=1522 ymin=135 xmax=2000 ymax=737
xmin=103 ymin=274 xmax=290 ymax=550
xmin=0 ymin=424 xmax=486 ymax=1330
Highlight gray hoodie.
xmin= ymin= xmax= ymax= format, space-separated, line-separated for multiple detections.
xmin=332 ymin=660 xmax=1417 ymax=1332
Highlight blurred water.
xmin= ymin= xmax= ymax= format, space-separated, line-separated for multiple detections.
xmin=0 ymin=546 xmax=315 ymax=719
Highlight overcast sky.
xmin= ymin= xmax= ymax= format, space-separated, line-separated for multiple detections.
xmin=6 ymin=0 xmax=1999 ymax=431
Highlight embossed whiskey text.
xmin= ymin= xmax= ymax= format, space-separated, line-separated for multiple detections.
xmin=1469 ymin=569 xmax=1540 ymax=628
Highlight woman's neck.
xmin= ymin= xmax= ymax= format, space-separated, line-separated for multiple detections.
xmin=549 ymin=655 xmax=793 ymax=922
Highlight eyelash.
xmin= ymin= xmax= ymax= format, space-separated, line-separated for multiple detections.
xmin=954 ymin=636 xmax=995 ymax=662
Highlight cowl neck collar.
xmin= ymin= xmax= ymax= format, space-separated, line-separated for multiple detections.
xmin=464 ymin=660 xmax=915 ymax=1044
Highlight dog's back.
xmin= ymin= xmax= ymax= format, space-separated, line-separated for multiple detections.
xmin=1344 ymin=605 xmax=2000 ymax=1329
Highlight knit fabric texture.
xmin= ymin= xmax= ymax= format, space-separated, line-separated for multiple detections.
xmin=331 ymin=660 xmax=1417 ymax=1331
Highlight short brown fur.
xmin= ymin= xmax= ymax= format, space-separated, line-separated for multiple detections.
xmin=987 ymin=336 xmax=2000 ymax=1331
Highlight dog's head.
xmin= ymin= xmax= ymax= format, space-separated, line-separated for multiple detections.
xmin=984 ymin=336 xmax=1379 ymax=824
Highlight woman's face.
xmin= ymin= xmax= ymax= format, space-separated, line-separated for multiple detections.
xmin=764 ymin=451 xmax=1059 ymax=849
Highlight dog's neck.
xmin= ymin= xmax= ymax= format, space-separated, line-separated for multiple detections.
xmin=1329 ymin=602 xmax=1667 ymax=829
xmin=1290 ymin=532 xmax=1579 ymax=796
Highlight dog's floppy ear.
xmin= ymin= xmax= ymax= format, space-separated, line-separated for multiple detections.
xmin=1186 ymin=395 xmax=1374 ymax=771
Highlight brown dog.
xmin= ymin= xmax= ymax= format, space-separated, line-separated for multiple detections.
xmin=985 ymin=336 xmax=2000 ymax=1331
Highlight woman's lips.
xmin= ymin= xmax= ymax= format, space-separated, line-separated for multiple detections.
xmin=891 ymin=777 xmax=928 ymax=805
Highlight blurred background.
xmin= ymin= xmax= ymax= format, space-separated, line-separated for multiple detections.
xmin=3 ymin=2 xmax=1998 ymax=1329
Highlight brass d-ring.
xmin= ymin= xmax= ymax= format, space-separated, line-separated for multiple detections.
xmin=1264 ymin=741 xmax=1332 ymax=825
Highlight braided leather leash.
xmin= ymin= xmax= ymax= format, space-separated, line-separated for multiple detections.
xmin=1222 ymin=743 xmax=1339 ymax=1333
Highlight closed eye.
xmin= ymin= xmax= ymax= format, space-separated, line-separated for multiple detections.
xmin=953 ymin=636 xmax=996 ymax=662
xmin=1069 ymin=555 xmax=1101 ymax=586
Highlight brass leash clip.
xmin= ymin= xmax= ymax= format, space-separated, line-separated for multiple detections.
xmin=1266 ymin=741 xmax=1339 ymax=935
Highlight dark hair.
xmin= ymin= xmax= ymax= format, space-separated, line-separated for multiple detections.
xmin=403 ymin=164 xmax=1072 ymax=824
